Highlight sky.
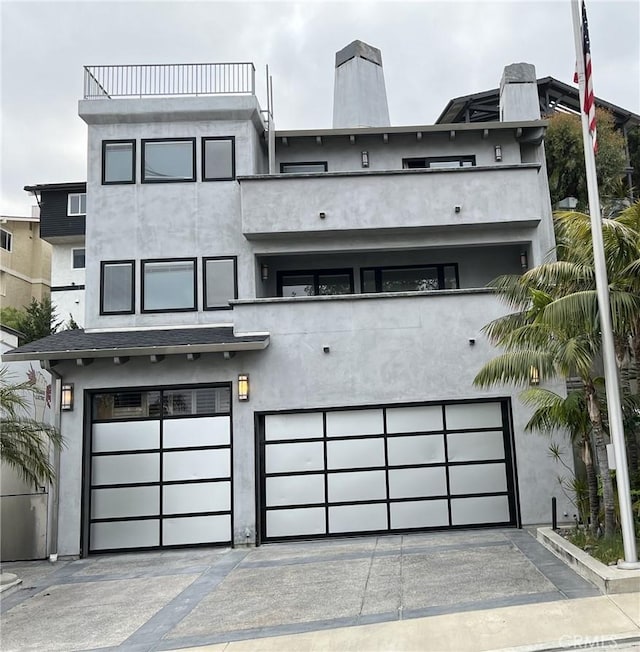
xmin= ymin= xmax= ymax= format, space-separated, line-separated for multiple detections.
xmin=1 ymin=0 xmax=639 ymax=216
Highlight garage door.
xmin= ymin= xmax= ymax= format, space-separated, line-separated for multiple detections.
xmin=258 ymin=400 xmax=517 ymax=541
xmin=85 ymin=384 xmax=232 ymax=553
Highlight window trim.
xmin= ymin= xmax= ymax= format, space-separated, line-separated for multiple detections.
xmin=141 ymin=138 xmax=196 ymax=183
xmin=100 ymin=260 xmax=135 ymax=315
xmin=279 ymin=161 xmax=328 ymax=174
xmin=141 ymin=257 xmax=198 ymax=313
xmin=1 ymin=228 xmax=13 ymax=252
xmin=67 ymin=193 xmax=87 ymax=216
xmin=202 ymin=256 xmax=238 ymax=311
xmin=202 ymin=136 xmax=236 ymax=182
xmin=402 ymin=156 xmax=476 ymax=169
xmin=102 ymin=139 xmax=136 ymax=185
xmin=71 ymin=248 xmax=86 ymax=269
xmin=277 ymin=268 xmax=354 ymax=297
xmin=360 ymin=263 xmax=460 ymax=293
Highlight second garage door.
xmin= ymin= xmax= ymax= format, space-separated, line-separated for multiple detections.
xmin=258 ymin=399 xmax=518 ymax=541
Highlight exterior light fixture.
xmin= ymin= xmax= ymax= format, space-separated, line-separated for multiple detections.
xmin=520 ymin=250 xmax=529 ymax=270
xmin=238 ymin=374 xmax=249 ymax=401
xmin=361 ymin=151 xmax=369 ymax=168
xmin=61 ymin=383 xmax=74 ymax=411
xmin=494 ymin=144 xmax=502 ymax=162
xmin=261 ymin=264 xmax=269 ymax=281
xmin=529 ymin=366 xmax=540 ymax=386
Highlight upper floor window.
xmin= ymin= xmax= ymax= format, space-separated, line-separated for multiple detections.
xmin=142 ymin=258 xmax=197 ymax=312
xmin=280 ymin=162 xmax=328 ymax=174
xmin=142 ymin=138 xmax=196 ymax=183
xmin=68 ymin=193 xmax=86 ymax=216
xmin=202 ymin=137 xmax=235 ymax=181
xmin=0 ymin=228 xmax=12 ymax=252
xmin=277 ymin=269 xmax=354 ymax=297
xmin=203 ymin=257 xmax=237 ymax=310
xmin=103 ymin=140 xmax=136 ymax=184
xmin=361 ymin=264 xmax=459 ymax=293
xmin=402 ymin=156 xmax=475 ymax=170
xmin=100 ymin=260 xmax=135 ymax=315
xmin=72 ymin=248 xmax=86 ymax=269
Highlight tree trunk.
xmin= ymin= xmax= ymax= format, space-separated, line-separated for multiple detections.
xmin=582 ymin=437 xmax=600 ymax=536
xmin=585 ymin=383 xmax=616 ymax=537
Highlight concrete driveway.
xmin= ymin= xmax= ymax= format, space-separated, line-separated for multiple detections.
xmin=0 ymin=528 xmax=601 ymax=652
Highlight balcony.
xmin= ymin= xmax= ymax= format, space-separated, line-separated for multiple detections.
xmin=239 ymin=164 xmax=544 ymax=239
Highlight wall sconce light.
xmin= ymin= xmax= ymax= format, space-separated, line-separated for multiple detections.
xmin=529 ymin=366 xmax=540 ymax=386
xmin=361 ymin=151 xmax=369 ymax=168
xmin=520 ymin=250 xmax=529 ymax=270
xmin=494 ymin=144 xmax=502 ymax=162
xmin=61 ymin=383 xmax=74 ymax=411
xmin=238 ymin=374 xmax=250 ymax=401
xmin=319 ymin=211 xmax=326 ymax=219
xmin=261 ymin=263 xmax=269 ymax=281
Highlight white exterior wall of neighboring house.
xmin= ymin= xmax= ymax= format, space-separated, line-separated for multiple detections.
xmin=50 ymin=243 xmax=86 ymax=327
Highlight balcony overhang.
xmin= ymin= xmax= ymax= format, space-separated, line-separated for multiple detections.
xmin=2 ymin=326 xmax=270 ymax=364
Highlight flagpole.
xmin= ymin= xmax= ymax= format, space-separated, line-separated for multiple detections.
xmin=571 ymin=0 xmax=638 ymax=567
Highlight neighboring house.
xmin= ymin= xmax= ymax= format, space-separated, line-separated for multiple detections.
xmin=0 ymin=324 xmax=53 ymax=561
xmin=23 ymin=182 xmax=86 ymax=328
xmin=0 ymin=212 xmax=51 ymax=312
xmin=6 ymin=43 xmax=573 ymax=557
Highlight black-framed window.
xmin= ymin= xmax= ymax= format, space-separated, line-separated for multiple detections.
xmin=203 ymin=256 xmax=237 ymax=310
xmin=402 ymin=156 xmax=475 ymax=170
xmin=72 ymin=248 xmax=86 ymax=269
xmin=1 ymin=228 xmax=12 ymax=252
xmin=142 ymin=138 xmax=196 ymax=183
xmin=142 ymin=258 xmax=197 ymax=312
xmin=280 ymin=162 xmax=328 ymax=174
xmin=361 ymin=264 xmax=459 ymax=293
xmin=277 ymin=269 xmax=354 ymax=297
xmin=102 ymin=140 xmax=136 ymax=184
xmin=67 ymin=193 xmax=86 ymax=216
xmin=100 ymin=260 xmax=135 ymax=314
xmin=202 ymin=137 xmax=235 ymax=181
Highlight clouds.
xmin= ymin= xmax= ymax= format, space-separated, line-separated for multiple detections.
xmin=1 ymin=0 xmax=638 ymax=215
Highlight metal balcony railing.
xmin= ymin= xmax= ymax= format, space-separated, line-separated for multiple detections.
xmin=83 ymin=63 xmax=256 ymax=99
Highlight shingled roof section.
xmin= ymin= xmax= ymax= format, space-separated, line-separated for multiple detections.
xmin=2 ymin=327 xmax=269 ymax=362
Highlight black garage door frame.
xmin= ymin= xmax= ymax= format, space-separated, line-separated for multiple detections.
xmin=255 ymin=398 xmax=521 ymax=544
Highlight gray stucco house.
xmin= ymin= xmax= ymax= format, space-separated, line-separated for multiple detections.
xmin=7 ymin=42 xmax=572 ymax=557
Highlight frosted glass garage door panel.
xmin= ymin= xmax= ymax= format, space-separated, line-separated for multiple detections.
xmin=447 ymin=431 xmax=505 ymax=462
xmin=265 ymin=442 xmax=324 ymax=473
xmin=267 ymin=508 xmax=326 ymax=537
xmin=91 ymin=519 xmax=159 ymax=550
xmin=329 ymin=504 xmax=387 ymax=533
xmin=92 ymin=453 xmax=159 ymax=485
xmin=92 ymin=421 xmax=159 ymax=452
xmin=91 ymin=486 xmax=159 ymax=519
xmin=445 ymin=403 xmax=503 ymax=430
xmin=163 ymin=515 xmax=230 ymax=545
xmin=163 ymin=417 xmax=230 ymax=448
xmin=163 ymin=449 xmax=230 ymax=481
xmin=386 ymin=406 xmax=443 ymax=433
xmin=387 ymin=435 xmax=445 ymax=466
xmin=266 ymin=475 xmax=325 ymax=507
xmin=163 ymin=482 xmax=230 ymax=514
xmin=328 ymin=470 xmax=386 ymax=502
xmin=390 ymin=500 xmax=449 ymax=529
xmin=388 ymin=467 xmax=447 ymax=499
xmin=326 ymin=409 xmax=383 ymax=437
xmin=451 ymin=495 xmax=510 ymax=525
xmin=327 ymin=438 xmax=385 ymax=469
xmin=449 ymin=463 xmax=507 ymax=494
xmin=265 ymin=413 xmax=324 ymax=441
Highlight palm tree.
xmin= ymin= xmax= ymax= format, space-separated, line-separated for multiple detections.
xmin=0 ymin=367 xmax=62 ymax=487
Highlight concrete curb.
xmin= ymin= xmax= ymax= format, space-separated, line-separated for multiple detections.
xmin=537 ymin=527 xmax=640 ymax=594
xmin=0 ymin=572 xmax=22 ymax=595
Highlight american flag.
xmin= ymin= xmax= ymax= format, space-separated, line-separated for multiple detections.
xmin=574 ymin=1 xmax=597 ymax=152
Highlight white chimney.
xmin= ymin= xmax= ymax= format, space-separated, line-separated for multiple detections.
xmin=499 ymin=63 xmax=540 ymax=122
xmin=333 ymin=40 xmax=390 ymax=128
